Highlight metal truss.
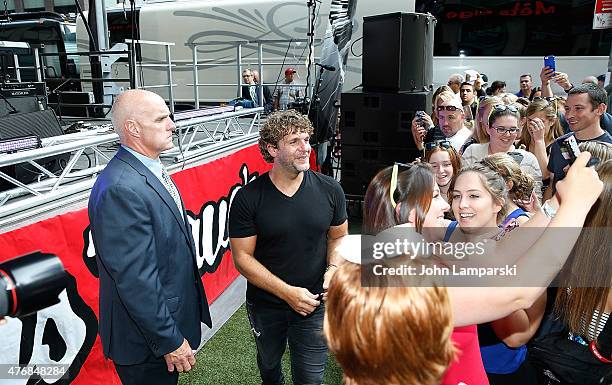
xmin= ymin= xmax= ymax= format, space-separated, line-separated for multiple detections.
xmin=0 ymin=127 xmax=119 ymax=221
xmin=161 ymin=107 xmax=263 ymax=162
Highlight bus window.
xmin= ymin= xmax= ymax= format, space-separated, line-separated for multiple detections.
xmin=416 ymin=0 xmax=612 ymax=57
xmin=63 ymin=23 xmax=79 ymax=75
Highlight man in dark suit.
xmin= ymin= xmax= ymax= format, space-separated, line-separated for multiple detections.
xmin=240 ymin=68 xmax=273 ymax=112
xmin=88 ymin=89 xmax=212 ymax=385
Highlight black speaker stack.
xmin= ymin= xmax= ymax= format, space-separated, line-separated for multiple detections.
xmin=0 ymin=109 xmax=68 ymax=191
xmin=340 ymin=12 xmax=436 ymax=197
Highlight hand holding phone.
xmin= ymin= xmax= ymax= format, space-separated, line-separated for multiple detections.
xmin=544 ymin=55 xmax=556 ymax=73
xmin=560 ymin=135 xmax=599 ymax=167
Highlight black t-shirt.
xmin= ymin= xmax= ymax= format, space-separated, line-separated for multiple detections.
xmin=547 ymin=131 xmax=612 ymax=191
xmin=229 ymin=170 xmax=347 ymax=308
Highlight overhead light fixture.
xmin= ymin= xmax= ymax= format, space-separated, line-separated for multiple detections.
xmin=0 ymin=135 xmax=42 ymax=154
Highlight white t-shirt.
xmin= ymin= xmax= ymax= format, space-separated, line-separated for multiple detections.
xmin=448 ymin=127 xmax=472 ymax=152
xmin=462 ymin=143 xmax=543 ymax=198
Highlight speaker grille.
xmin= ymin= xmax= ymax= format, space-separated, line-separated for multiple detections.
xmin=0 ymin=110 xmax=63 ymax=139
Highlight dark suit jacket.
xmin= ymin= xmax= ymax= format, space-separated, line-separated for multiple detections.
xmin=241 ymin=84 xmax=273 ymax=112
xmin=89 ymin=147 xmax=212 ymax=365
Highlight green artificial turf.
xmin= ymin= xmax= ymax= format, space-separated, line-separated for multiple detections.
xmin=179 ymin=305 xmax=343 ymax=385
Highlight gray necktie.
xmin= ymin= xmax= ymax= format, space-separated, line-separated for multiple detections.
xmin=249 ymin=86 xmax=258 ymax=105
xmin=161 ymin=168 xmax=183 ymax=212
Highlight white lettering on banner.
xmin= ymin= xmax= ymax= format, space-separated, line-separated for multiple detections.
xmin=188 ymin=164 xmax=258 ymax=273
xmin=0 ymin=274 xmax=99 ymax=384
xmin=84 ymin=164 xmax=258 ymax=274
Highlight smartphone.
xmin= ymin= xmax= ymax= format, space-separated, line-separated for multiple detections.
xmin=559 ymin=135 xmax=600 ymax=167
xmin=415 ymin=110 xmax=426 ymax=126
xmin=559 ymin=135 xmax=580 ymax=164
xmin=544 ymin=55 xmax=556 ymax=72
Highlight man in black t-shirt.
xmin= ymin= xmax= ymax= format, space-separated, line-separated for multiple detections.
xmin=545 ymin=84 xmax=612 ymax=199
xmin=229 ymin=110 xmax=348 ymax=385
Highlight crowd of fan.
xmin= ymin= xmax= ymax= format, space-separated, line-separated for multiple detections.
xmin=324 ymin=68 xmax=612 ymax=385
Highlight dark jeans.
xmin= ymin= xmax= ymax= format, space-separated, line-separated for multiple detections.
xmin=245 ymin=300 xmax=328 ymax=385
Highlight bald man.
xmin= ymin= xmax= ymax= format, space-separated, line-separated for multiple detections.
xmin=88 ymin=90 xmax=211 ymax=385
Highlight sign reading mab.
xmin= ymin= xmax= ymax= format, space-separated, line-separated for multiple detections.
xmin=593 ymin=0 xmax=612 ymax=29
xmin=0 ymin=144 xmax=271 ymax=385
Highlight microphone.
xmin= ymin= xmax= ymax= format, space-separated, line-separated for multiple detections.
xmin=315 ymin=63 xmax=336 ymax=72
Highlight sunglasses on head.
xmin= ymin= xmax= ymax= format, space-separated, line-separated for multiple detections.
xmin=390 ymin=162 xmax=413 ymax=208
xmin=530 ymin=96 xmax=558 ymax=114
xmin=424 ymin=140 xmax=452 ymax=151
xmin=436 ymin=105 xmax=461 ymax=112
xmin=531 ymin=96 xmax=555 ymax=102
xmin=493 ymin=104 xmax=518 ymax=113
xmin=488 ymin=104 xmax=519 ymax=123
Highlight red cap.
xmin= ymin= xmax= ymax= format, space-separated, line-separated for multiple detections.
xmin=285 ymin=67 xmax=297 ymax=75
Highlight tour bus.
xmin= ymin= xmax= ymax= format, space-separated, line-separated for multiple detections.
xmin=0 ymin=12 xmax=79 ymax=91
xmin=75 ymin=0 xmax=612 ymax=106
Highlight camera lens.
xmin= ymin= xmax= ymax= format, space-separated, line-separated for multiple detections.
xmin=0 ymin=252 xmax=66 ymax=318
xmin=0 ymin=276 xmax=9 ymax=318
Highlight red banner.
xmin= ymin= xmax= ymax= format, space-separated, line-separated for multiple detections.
xmin=0 ymin=144 xmax=271 ymax=385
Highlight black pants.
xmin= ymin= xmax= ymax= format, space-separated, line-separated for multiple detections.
xmin=114 ymin=356 xmax=179 ymax=385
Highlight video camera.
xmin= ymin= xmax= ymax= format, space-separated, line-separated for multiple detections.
xmin=0 ymin=251 xmax=67 ymax=318
xmin=287 ymin=97 xmax=310 ymax=115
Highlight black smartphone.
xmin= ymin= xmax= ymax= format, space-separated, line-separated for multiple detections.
xmin=559 ymin=135 xmax=580 ymax=164
xmin=559 ymin=135 xmax=600 ymax=168
xmin=413 ymin=110 xmax=426 ymax=128
xmin=544 ymin=55 xmax=556 ymax=72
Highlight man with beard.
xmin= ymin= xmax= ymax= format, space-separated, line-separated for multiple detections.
xmin=229 ymin=110 xmax=348 ymax=385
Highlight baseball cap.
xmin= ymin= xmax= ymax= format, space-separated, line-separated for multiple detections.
xmin=285 ymin=67 xmax=297 ymax=75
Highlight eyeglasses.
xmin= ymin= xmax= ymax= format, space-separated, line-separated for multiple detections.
xmin=390 ymin=162 xmax=412 ymax=208
xmin=242 ymin=74 xmax=253 ymax=78
xmin=424 ymin=140 xmax=452 ymax=151
xmin=436 ymin=105 xmax=461 ymax=112
xmin=492 ymin=126 xmax=520 ymax=135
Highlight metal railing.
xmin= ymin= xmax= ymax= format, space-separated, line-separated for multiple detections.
xmin=185 ymin=39 xmax=318 ymax=109
xmin=126 ymin=39 xmax=176 ymax=114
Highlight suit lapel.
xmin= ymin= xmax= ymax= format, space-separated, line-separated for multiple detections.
xmin=116 ymin=148 xmax=193 ymax=247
